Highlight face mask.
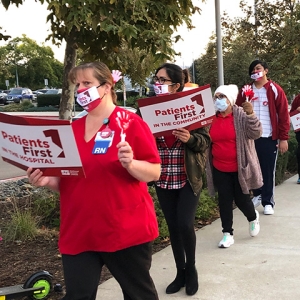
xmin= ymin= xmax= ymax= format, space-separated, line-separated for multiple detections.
xmin=250 ymin=71 xmax=263 ymax=81
xmin=153 ymin=83 xmax=170 ymax=96
xmin=76 ymin=85 xmax=102 ymax=112
xmin=214 ymin=98 xmax=229 ymax=112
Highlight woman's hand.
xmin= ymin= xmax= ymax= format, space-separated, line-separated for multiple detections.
xmin=172 ymin=128 xmax=191 ymax=143
xmin=27 ymin=168 xmax=51 ymax=187
xmin=117 ymin=141 xmax=134 ymax=169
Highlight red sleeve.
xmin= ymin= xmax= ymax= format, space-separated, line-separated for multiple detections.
xmin=274 ymin=83 xmax=290 ymax=140
xmin=290 ymin=94 xmax=300 ymax=113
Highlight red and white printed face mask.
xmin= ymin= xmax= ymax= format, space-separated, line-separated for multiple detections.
xmin=250 ymin=71 xmax=263 ymax=81
xmin=153 ymin=83 xmax=170 ymax=96
xmin=76 ymin=85 xmax=103 ymax=112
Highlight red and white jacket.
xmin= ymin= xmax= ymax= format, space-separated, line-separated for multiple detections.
xmin=236 ymin=80 xmax=290 ymax=141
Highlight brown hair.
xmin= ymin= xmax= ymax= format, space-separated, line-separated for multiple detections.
xmin=69 ymin=61 xmax=117 ymax=104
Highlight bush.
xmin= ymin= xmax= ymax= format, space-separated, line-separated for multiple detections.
xmin=3 ymin=199 xmax=38 ymax=242
xmin=196 ymin=189 xmax=219 ymax=221
xmin=37 ymin=94 xmax=61 ymax=107
xmin=286 ymin=130 xmax=298 ymax=173
xmin=148 ymin=186 xmax=169 ymax=242
xmin=31 ymin=188 xmax=60 ymax=229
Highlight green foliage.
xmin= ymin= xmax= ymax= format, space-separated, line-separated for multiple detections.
xmin=286 ymin=130 xmax=298 ymax=173
xmin=31 ymin=188 xmax=60 ymax=228
xmin=1 ymin=103 xmax=23 ymax=112
xmin=0 ymin=36 xmax=63 ymax=90
xmin=196 ymin=188 xmax=219 ymax=221
xmin=275 ymin=129 xmax=298 ymax=185
xmin=148 ymin=186 xmax=170 ymax=242
xmin=194 ymin=0 xmax=300 ymax=98
xmin=37 ymin=94 xmax=61 ymax=107
xmin=3 ymin=201 xmax=38 ymax=242
xmin=20 ymin=100 xmax=34 ymax=109
xmin=275 ymin=151 xmax=289 ymax=185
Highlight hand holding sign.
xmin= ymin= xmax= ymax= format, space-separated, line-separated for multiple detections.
xmin=116 ymin=111 xmax=132 ymax=142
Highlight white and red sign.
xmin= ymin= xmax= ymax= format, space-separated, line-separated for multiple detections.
xmin=137 ymin=85 xmax=215 ymax=136
xmin=0 ymin=113 xmax=85 ymax=177
xmin=290 ymin=110 xmax=300 ymax=132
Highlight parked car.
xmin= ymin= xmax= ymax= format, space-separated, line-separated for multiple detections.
xmin=35 ymin=89 xmax=49 ymax=94
xmin=72 ymin=106 xmax=137 ymax=121
xmin=0 ymin=91 xmax=7 ymax=105
xmin=32 ymin=90 xmax=46 ymax=101
xmin=5 ymin=88 xmax=34 ymax=104
xmin=44 ymin=89 xmax=62 ymax=94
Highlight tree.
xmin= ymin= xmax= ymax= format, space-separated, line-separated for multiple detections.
xmin=1 ymin=0 xmax=204 ymax=119
xmin=0 ymin=36 xmax=63 ymax=90
xmin=195 ymin=0 xmax=300 ymax=99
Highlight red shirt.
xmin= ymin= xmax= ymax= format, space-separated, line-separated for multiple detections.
xmin=209 ymin=113 xmax=238 ymax=172
xmin=59 ymin=107 xmax=161 ymax=254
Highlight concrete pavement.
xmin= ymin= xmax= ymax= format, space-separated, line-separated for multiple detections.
xmin=96 ymin=175 xmax=300 ymax=300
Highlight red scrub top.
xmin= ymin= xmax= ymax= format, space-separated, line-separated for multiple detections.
xmin=59 ymin=106 xmax=161 ymax=254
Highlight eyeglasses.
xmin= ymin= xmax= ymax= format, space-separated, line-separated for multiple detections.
xmin=152 ymin=76 xmax=172 ymax=84
xmin=214 ymin=94 xmax=227 ymax=100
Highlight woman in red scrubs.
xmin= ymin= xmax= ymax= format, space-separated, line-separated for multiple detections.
xmin=27 ymin=61 xmax=161 ymax=300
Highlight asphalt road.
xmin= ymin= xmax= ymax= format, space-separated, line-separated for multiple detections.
xmin=0 ymin=158 xmax=26 ymax=180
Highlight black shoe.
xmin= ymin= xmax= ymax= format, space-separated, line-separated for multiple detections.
xmin=166 ymin=269 xmax=185 ymax=294
xmin=185 ymin=265 xmax=198 ymax=296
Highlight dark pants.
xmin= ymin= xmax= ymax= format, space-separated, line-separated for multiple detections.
xmin=253 ymin=137 xmax=278 ymax=207
xmin=296 ymin=131 xmax=300 ymax=177
xmin=155 ymin=182 xmax=199 ymax=269
xmin=61 ymin=242 xmax=158 ymax=300
xmin=213 ymin=167 xmax=256 ymax=235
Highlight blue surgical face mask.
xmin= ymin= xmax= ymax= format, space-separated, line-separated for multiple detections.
xmin=214 ymin=98 xmax=229 ymax=112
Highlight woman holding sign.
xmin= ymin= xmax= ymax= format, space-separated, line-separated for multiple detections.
xmin=153 ymin=63 xmax=210 ymax=296
xmin=27 ymin=61 xmax=161 ymax=300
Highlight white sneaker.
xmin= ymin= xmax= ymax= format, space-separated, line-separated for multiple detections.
xmin=252 ymin=195 xmax=261 ymax=208
xmin=249 ymin=210 xmax=260 ymax=237
xmin=264 ymin=205 xmax=274 ymax=215
xmin=218 ymin=233 xmax=234 ymax=248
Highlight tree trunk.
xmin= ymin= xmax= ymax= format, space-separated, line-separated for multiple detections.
xmin=59 ymin=30 xmax=77 ymax=120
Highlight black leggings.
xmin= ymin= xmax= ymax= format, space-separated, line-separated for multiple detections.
xmin=155 ymin=182 xmax=199 ymax=269
xmin=213 ymin=167 xmax=256 ymax=235
xmin=61 ymin=242 xmax=158 ymax=300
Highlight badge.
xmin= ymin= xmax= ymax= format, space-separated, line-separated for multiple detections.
xmin=92 ymin=130 xmax=115 ymax=154
xmin=92 ymin=118 xmax=114 ymax=154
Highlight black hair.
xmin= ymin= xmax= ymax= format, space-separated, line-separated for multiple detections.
xmin=248 ymin=60 xmax=269 ymax=76
xmin=155 ymin=63 xmax=188 ymax=92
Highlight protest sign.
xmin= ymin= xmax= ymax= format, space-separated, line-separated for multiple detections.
xmin=137 ymin=85 xmax=215 ymax=136
xmin=290 ymin=110 xmax=300 ymax=132
xmin=0 ymin=113 xmax=85 ymax=177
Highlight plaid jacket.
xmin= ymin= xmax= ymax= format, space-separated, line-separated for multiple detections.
xmin=156 ymin=126 xmax=211 ymax=196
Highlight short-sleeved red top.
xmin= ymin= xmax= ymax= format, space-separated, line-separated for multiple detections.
xmin=59 ymin=106 xmax=161 ymax=254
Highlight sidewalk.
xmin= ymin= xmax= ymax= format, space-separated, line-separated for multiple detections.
xmin=96 ymin=175 xmax=300 ymax=300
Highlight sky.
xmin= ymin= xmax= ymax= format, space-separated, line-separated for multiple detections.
xmin=0 ymin=0 xmax=253 ymax=66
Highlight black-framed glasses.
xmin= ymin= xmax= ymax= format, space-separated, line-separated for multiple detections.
xmin=152 ymin=76 xmax=172 ymax=84
xmin=214 ymin=93 xmax=227 ymax=100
